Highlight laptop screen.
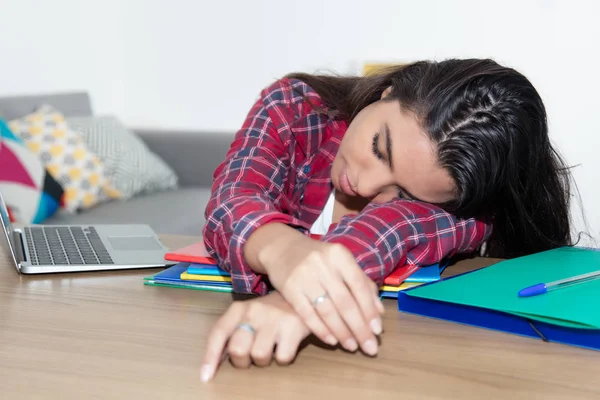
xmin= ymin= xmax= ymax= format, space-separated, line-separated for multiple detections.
xmin=0 ymin=191 xmax=19 ymax=268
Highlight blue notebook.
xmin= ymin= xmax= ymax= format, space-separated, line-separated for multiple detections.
xmin=404 ymin=263 xmax=447 ymax=282
xmin=397 ymin=248 xmax=600 ymax=351
xmin=149 ymin=263 xmax=232 ymax=287
xmin=187 ymin=264 xmax=231 ymax=276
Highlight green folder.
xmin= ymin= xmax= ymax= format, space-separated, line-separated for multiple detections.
xmin=402 ymin=247 xmax=600 ymax=329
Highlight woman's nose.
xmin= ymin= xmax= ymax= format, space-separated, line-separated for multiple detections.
xmin=358 ymin=172 xmax=393 ymax=199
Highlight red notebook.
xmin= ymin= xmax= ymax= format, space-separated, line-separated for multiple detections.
xmin=164 ymin=241 xmax=217 ymax=265
xmin=383 ymin=264 xmax=420 ymax=285
xmin=167 ymin=234 xmax=329 ymax=265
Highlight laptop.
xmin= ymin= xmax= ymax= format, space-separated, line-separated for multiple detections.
xmin=0 ymin=192 xmax=170 ymax=274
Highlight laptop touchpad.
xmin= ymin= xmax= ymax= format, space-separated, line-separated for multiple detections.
xmin=108 ymin=236 xmax=163 ymax=251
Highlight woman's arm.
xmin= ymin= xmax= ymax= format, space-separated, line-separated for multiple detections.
xmin=320 ymin=199 xmax=493 ymax=283
xmin=203 ymin=80 xmax=386 ymax=353
xmin=242 ymin=222 xmax=305 ymax=274
xmin=203 ymin=78 xmax=317 ymax=295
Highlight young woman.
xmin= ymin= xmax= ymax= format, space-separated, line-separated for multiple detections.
xmin=199 ymin=58 xmax=573 ymax=381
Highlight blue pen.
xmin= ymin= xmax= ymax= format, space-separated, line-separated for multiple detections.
xmin=518 ymin=270 xmax=600 ymax=297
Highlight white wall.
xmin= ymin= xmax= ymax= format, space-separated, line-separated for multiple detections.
xmin=0 ymin=0 xmax=128 ymax=116
xmin=1 ymin=0 xmax=599 ymax=244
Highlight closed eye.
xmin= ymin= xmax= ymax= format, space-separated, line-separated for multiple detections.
xmin=372 ymin=132 xmax=384 ymax=161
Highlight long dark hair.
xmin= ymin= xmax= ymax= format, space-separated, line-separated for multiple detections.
xmin=287 ymin=59 xmax=573 ymax=259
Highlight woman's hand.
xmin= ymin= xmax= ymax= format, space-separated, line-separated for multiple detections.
xmin=201 ymin=291 xmax=311 ymax=382
xmin=259 ymin=235 xmax=385 ymax=356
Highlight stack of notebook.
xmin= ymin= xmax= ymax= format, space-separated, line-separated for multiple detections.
xmin=379 ymin=261 xmax=448 ymax=298
xmin=144 ymin=241 xmax=447 ymax=296
xmin=144 ymin=241 xmax=232 ymax=292
xmin=144 ymin=261 xmax=233 ymax=292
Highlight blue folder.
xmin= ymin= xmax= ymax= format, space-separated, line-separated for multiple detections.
xmin=397 ymin=268 xmax=600 ymax=351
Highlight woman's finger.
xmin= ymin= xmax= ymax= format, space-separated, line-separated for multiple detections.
xmin=275 ymin=322 xmax=310 ymax=365
xmin=364 ymin=276 xmax=385 ymax=314
xmin=227 ymin=323 xmax=256 ymax=369
xmin=349 ymin=274 xmax=383 ymax=334
xmin=250 ymin=321 xmax=278 ymax=367
xmin=201 ymin=304 xmax=246 ymax=382
xmin=330 ymin=246 xmax=382 ymax=353
xmin=323 ymin=275 xmax=378 ymax=356
xmin=283 ymin=288 xmax=338 ymax=347
xmin=373 ymin=289 xmax=385 ymax=314
xmin=305 ymin=287 xmax=356 ymax=351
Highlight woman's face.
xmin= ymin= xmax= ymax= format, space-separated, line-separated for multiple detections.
xmin=331 ymin=92 xmax=456 ymax=204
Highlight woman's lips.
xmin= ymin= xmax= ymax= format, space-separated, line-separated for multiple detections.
xmin=339 ymin=169 xmax=357 ymax=196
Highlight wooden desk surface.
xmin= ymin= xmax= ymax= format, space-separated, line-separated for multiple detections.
xmin=1 ymin=234 xmax=600 ymax=400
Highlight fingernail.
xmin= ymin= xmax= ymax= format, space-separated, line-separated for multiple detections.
xmin=325 ymin=335 xmax=338 ymax=346
xmin=363 ymin=339 xmax=378 ymax=356
xmin=370 ymin=318 xmax=382 ymax=335
xmin=344 ymin=338 xmax=358 ymax=352
xmin=200 ymin=364 xmax=213 ymax=382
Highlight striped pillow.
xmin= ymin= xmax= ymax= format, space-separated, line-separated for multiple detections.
xmin=66 ymin=115 xmax=178 ymax=199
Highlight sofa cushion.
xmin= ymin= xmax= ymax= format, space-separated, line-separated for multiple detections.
xmin=8 ymin=105 xmax=119 ymax=212
xmin=0 ymin=120 xmax=64 ymax=223
xmin=66 ymin=115 xmax=179 ymax=200
xmin=43 ymin=188 xmax=211 ymax=236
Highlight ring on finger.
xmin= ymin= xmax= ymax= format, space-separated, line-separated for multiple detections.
xmin=312 ymin=293 xmax=329 ymax=307
xmin=236 ymin=322 xmax=256 ymax=335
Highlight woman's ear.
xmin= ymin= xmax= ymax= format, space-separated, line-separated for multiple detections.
xmin=381 ymin=86 xmax=392 ymax=99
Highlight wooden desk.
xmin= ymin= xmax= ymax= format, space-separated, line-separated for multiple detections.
xmin=1 ymin=235 xmax=600 ymax=399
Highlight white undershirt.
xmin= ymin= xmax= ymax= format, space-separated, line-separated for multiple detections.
xmin=309 ymin=190 xmax=336 ymax=235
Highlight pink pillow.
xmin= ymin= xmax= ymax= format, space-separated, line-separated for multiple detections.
xmin=0 ymin=119 xmax=63 ymax=223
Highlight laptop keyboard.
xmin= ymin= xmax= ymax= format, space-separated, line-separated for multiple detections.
xmin=24 ymin=226 xmax=114 ymax=265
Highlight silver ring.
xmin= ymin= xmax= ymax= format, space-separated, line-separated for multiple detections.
xmin=236 ymin=323 xmax=256 ymax=335
xmin=312 ymin=293 xmax=329 ymax=307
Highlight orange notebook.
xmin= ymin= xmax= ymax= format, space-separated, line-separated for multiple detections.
xmin=164 ymin=241 xmax=217 ymax=265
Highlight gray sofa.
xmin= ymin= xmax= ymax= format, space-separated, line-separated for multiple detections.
xmin=0 ymin=91 xmax=235 ymax=236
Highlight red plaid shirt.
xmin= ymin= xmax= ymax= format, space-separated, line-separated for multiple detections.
xmin=203 ymin=78 xmax=492 ymax=295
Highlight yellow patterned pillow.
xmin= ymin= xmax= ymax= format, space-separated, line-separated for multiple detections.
xmin=9 ymin=105 xmax=120 ymax=212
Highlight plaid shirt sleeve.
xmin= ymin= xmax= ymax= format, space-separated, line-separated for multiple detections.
xmin=320 ymin=200 xmax=492 ymax=285
xmin=203 ymin=78 xmax=307 ymax=295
